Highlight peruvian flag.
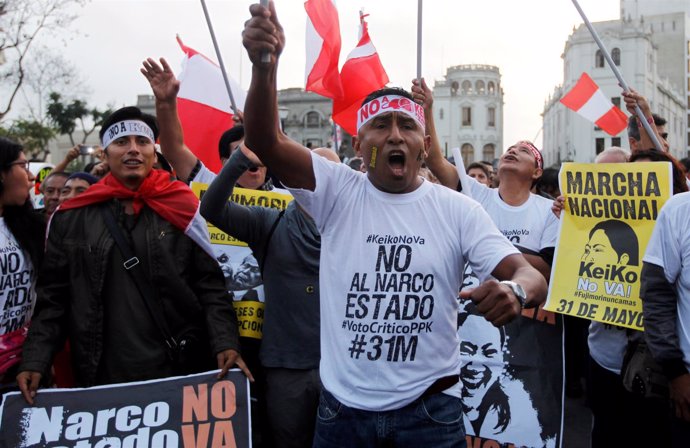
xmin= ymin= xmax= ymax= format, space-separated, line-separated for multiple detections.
xmin=560 ymin=72 xmax=627 ymax=136
xmin=304 ymin=0 xmax=343 ymax=100
xmin=177 ymin=36 xmax=246 ymax=174
xmin=332 ymin=12 xmax=389 ymax=136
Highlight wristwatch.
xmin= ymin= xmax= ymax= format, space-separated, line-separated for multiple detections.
xmin=500 ymin=280 xmax=528 ymax=308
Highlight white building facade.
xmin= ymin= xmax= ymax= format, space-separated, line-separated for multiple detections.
xmin=542 ymin=2 xmax=689 ymax=165
xmin=432 ymin=65 xmax=504 ymax=164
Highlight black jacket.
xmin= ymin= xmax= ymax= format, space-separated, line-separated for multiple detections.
xmin=20 ymin=200 xmax=240 ymax=386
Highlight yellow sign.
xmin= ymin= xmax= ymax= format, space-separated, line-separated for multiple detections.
xmin=191 ymin=183 xmax=293 ymax=247
xmin=544 ymin=162 xmax=672 ymax=331
xmin=191 ymin=181 xmax=293 ymax=339
xmin=233 ymin=300 xmax=265 ymax=339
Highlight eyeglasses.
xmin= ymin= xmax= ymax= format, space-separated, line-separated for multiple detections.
xmin=8 ymin=160 xmax=30 ymax=172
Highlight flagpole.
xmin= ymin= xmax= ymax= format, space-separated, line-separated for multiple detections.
xmin=570 ymin=0 xmax=663 ymax=152
xmin=416 ymin=0 xmax=423 ymax=81
xmin=260 ymin=0 xmax=271 ymax=63
xmin=200 ymin=0 xmax=239 ymax=115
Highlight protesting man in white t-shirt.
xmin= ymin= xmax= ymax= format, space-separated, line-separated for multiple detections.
xmin=242 ymin=3 xmax=547 ymax=447
xmin=642 ymin=191 xmax=690 ymax=446
xmin=413 ymin=79 xmax=562 ymax=446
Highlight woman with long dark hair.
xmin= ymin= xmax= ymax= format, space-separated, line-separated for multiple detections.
xmin=0 ymin=137 xmax=45 ymax=393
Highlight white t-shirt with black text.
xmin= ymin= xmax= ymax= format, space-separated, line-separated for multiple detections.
xmin=643 ymin=191 xmax=690 ymax=371
xmin=0 ymin=218 xmax=36 ymax=337
xmin=460 ymin=176 xmax=558 ymax=289
xmin=287 ymin=153 xmax=519 ymax=411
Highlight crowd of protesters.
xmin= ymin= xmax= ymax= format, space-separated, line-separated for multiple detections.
xmin=0 ymin=2 xmax=689 ymax=448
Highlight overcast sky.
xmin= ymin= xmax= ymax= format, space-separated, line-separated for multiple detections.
xmin=16 ymin=0 xmax=620 ymax=148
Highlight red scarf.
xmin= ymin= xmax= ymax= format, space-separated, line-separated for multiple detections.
xmin=58 ymin=170 xmax=198 ymax=231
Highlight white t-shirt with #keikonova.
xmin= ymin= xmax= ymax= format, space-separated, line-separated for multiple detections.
xmin=0 ymin=218 xmax=36 ymax=337
xmin=643 ymin=191 xmax=690 ymax=372
xmin=287 ymin=153 xmax=519 ymax=411
xmin=465 ymin=176 xmax=559 ymax=255
xmin=460 ymin=175 xmax=558 ymax=290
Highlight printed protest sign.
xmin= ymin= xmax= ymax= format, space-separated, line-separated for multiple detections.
xmin=0 ymin=370 xmax=250 ymax=448
xmin=191 ymin=182 xmax=292 ymax=339
xmin=461 ymin=268 xmax=563 ymax=447
xmin=545 ymin=162 xmax=672 ymax=330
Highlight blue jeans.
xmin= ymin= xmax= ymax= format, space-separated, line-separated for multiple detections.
xmin=313 ymin=389 xmax=466 ymax=448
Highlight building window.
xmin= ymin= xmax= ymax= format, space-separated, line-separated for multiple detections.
xmin=487 ymin=107 xmax=496 ymax=127
xmin=487 ymin=81 xmax=495 ymax=94
xmin=462 ymin=107 xmax=472 ymax=126
xmin=483 ymin=144 xmax=495 ymax=161
xmin=595 ymin=138 xmax=605 ymax=154
xmin=595 ymin=50 xmax=605 ymax=68
xmin=439 ymin=108 xmax=444 ymax=120
xmin=305 ymin=111 xmax=320 ymax=128
xmin=612 ymin=48 xmax=621 ymax=66
xmin=612 ymin=137 xmax=621 ymax=147
xmin=476 ymin=80 xmax=485 ymax=94
xmin=461 ymin=143 xmax=474 ymax=165
xmin=461 ymin=80 xmax=472 ymax=95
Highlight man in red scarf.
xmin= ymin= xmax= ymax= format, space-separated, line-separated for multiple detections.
xmin=17 ymin=106 xmax=251 ymax=403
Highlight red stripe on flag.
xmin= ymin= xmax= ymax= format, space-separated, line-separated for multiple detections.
xmin=331 ymin=14 xmax=389 ymax=136
xmin=178 ymin=98 xmax=233 ymax=174
xmin=559 ymin=72 xmax=599 ymax=111
xmin=305 ymin=0 xmax=343 ymax=99
xmin=595 ymin=106 xmax=628 ymax=136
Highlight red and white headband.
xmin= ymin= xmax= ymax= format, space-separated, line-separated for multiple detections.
xmin=513 ymin=140 xmax=543 ymax=169
xmin=356 ymin=95 xmax=426 ymax=132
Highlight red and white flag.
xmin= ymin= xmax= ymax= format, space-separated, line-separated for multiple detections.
xmin=332 ymin=12 xmax=389 ymax=136
xmin=559 ymin=72 xmax=627 ymax=136
xmin=176 ymin=36 xmax=246 ymax=174
xmin=304 ymin=0 xmax=343 ymax=100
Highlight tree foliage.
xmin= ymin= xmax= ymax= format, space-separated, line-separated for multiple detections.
xmin=0 ymin=0 xmax=87 ymax=121
xmin=46 ymin=92 xmax=111 ymax=146
xmin=0 ymin=119 xmax=55 ymax=160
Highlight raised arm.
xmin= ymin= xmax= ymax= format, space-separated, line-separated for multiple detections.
xmin=51 ymin=145 xmax=80 ymax=174
xmin=141 ymin=57 xmax=199 ymax=182
xmin=411 ymin=78 xmax=459 ymax=189
xmin=242 ymin=2 xmax=314 ymax=190
xmin=622 ymin=89 xmax=669 ymax=152
xmin=200 ymin=145 xmax=270 ymax=244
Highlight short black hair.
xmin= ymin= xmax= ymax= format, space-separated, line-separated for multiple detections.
xmin=627 ymin=113 xmax=666 ymax=142
xmin=361 ymin=87 xmax=413 ymax=107
xmin=466 ymin=162 xmax=490 ymax=177
xmin=218 ymin=125 xmax=245 ymax=159
xmin=99 ymin=106 xmax=159 ymax=143
xmin=630 ymin=149 xmax=689 ymax=195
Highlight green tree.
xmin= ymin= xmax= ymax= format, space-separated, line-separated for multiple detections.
xmin=46 ymin=92 xmax=111 ymax=146
xmin=0 ymin=119 xmax=55 ymax=160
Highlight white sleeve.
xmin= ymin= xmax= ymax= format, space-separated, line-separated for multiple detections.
xmin=467 ymin=174 xmax=491 ymax=202
xmin=541 ymin=210 xmax=560 ymax=250
xmin=285 ymin=152 xmax=358 ymax=230
xmin=461 ymin=201 xmax=520 ymax=281
xmin=190 ymin=162 xmax=217 ymax=185
xmin=643 ymin=204 xmax=680 ymax=284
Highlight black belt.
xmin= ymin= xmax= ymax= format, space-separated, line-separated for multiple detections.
xmin=421 ymin=375 xmax=459 ymax=398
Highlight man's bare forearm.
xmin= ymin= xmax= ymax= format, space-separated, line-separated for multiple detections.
xmin=244 ymin=65 xmax=279 ymax=162
xmin=425 ymin=109 xmax=459 ymax=189
xmin=155 ymin=99 xmax=197 ymax=182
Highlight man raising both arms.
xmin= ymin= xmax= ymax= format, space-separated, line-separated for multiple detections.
xmin=242 ymin=3 xmax=547 ymax=447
